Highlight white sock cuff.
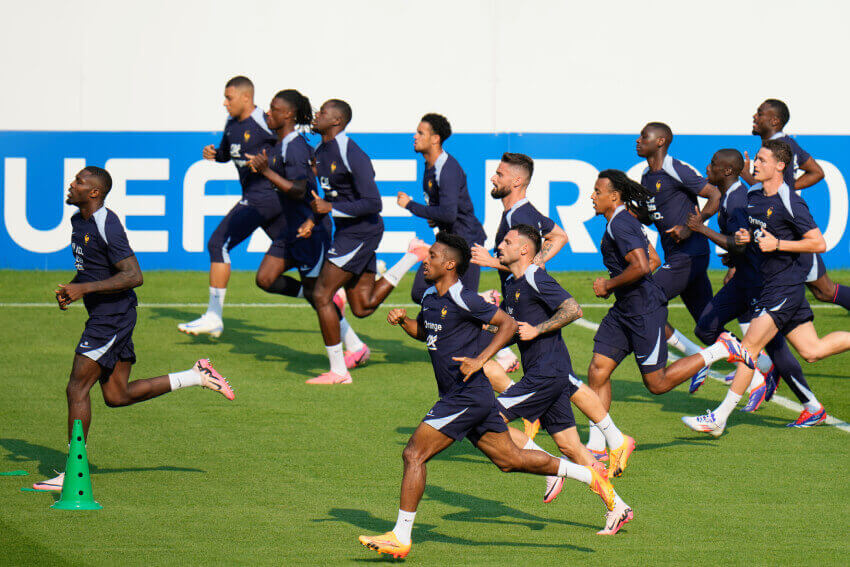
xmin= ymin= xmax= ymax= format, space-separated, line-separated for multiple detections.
xmin=168 ymin=368 xmax=202 ymax=390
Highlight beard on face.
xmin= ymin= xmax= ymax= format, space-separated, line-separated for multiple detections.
xmin=491 ymin=185 xmax=510 ymax=199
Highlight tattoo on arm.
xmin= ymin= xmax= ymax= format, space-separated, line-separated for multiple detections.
xmin=534 ymin=240 xmax=553 ymax=264
xmin=534 ymin=298 xmax=582 ymax=334
xmin=483 ymin=324 xmax=499 ymax=334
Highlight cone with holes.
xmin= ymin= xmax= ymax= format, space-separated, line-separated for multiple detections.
xmin=51 ymin=419 xmax=101 ymax=510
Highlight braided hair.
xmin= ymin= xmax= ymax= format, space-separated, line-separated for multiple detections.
xmin=598 ymin=169 xmax=654 ymax=221
xmin=274 ymin=89 xmax=313 ymax=130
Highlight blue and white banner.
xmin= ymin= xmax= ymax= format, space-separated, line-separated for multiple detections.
xmin=2 ymin=132 xmax=848 ymax=271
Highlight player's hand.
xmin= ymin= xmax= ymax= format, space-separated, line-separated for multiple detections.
xmin=723 ymin=266 xmax=736 ymax=285
xmin=427 ymin=219 xmax=438 ymax=228
xmin=452 ymin=356 xmax=485 ymax=381
xmin=396 ymin=192 xmax=412 ymax=208
xmin=387 ymin=308 xmax=408 ymax=326
xmin=734 ymin=228 xmax=751 ymax=246
xmin=54 ymin=286 xmax=71 ymax=310
xmin=245 ymin=149 xmax=269 ymax=173
xmin=743 ymin=151 xmax=751 ymax=176
xmin=516 ymin=321 xmax=540 ymax=341
xmin=57 ymin=283 xmax=86 ymax=304
xmin=470 ymin=244 xmax=499 ymax=268
xmin=719 ymin=253 xmax=732 ymax=267
xmin=296 ymin=218 xmax=315 ymax=239
xmin=665 ymin=224 xmax=692 ymax=243
xmin=756 ymin=228 xmax=779 ymax=252
xmin=309 ymin=157 xmax=318 ymax=177
xmin=593 ymin=277 xmax=610 ymax=298
xmin=309 ymin=190 xmax=332 ymax=214
xmin=202 ymin=144 xmax=217 ymax=160
xmin=686 ymin=206 xmax=704 ymax=234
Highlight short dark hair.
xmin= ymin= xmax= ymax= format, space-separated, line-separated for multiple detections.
xmin=435 ymin=232 xmax=471 ymax=276
xmin=764 ymin=98 xmax=790 ymax=128
xmin=645 ymin=122 xmax=673 ymax=147
xmin=421 ymin=113 xmax=452 ymax=144
xmin=762 ymin=139 xmax=793 ymax=169
xmin=512 ymin=224 xmax=541 ymax=255
xmin=715 ymin=148 xmax=745 ymax=176
xmin=225 ymin=75 xmax=254 ymax=91
xmin=326 ymin=99 xmax=352 ymax=127
xmin=84 ymin=166 xmax=113 ymax=196
xmin=501 ymin=152 xmax=534 ymax=181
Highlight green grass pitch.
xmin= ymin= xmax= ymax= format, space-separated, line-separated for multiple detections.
xmin=1 ymin=269 xmax=849 ymax=565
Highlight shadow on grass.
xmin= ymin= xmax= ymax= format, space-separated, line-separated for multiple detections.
xmin=148 ymin=307 xmax=424 ymax=373
xmin=0 ymin=438 xmax=204 ymax=479
xmin=316 ymin=500 xmax=594 ymax=553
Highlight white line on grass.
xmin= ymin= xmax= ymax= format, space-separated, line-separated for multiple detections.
xmin=572 ymin=318 xmax=850 ymax=433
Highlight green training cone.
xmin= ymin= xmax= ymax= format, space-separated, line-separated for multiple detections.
xmin=51 ymin=420 xmax=101 ymax=510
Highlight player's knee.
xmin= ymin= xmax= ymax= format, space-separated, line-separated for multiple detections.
xmin=809 ymin=283 xmax=834 ymax=303
xmin=255 ymin=272 xmax=274 ymax=291
xmin=349 ymin=305 xmax=374 ymax=319
xmin=643 ymin=378 xmax=667 ymax=396
xmin=207 ymin=235 xmax=226 ymax=262
xmin=693 ymin=324 xmax=716 ymax=345
xmin=102 ymin=390 xmax=131 ymax=408
xmin=402 ymin=444 xmax=426 ymax=468
xmin=796 ymin=345 xmax=822 ymax=364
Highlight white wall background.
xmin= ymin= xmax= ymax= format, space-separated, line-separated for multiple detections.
xmin=3 ymin=0 xmax=849 ymax=134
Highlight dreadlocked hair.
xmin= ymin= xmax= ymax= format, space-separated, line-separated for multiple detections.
xmin=274 ymin=89 xmax=313 ymax=129
xmin=598 ymin=169 xmax=654 ymax=219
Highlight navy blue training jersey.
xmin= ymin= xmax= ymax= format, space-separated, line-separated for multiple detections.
xmin=501 ymin=264 xmax=574 ymax=377
xmin=641 ymin=155 xmax=710 ymax=261
xmin=406 ymin=152 xmax=486 ymax=246
xmin=315 ymin=132 xmax=383 ymax=237
xmin=267 ymin=132 xmax=328 ymax=241
xmin=765 ymin=132 xmax=813 ymax=190
xmin=494 ymin=198 xmax=556 ymax=251
xmin=417 ymin=281 xmax=499 ymax=398
xmin=746 ymin=182 xmax=818 ymax=286
xmin=214 ymin=107 xmax=278 ymax=204
xmin=70 ymin=207 xmax=138 ymax=316
xmin=601 ymin=205 xmax=666 ymax=315
xmin=718 ymin=179 xmax=760 ymax=286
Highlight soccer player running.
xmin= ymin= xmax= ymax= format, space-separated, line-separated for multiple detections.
xmin=636 ymin=122 xmax=722 ymax=360
xmin=397 ymin=113 xmax=487 ymax=304
xmin=358 ymin=234 xmax=629 ymax=559
xmin=493 ymin=225 xmax=636 ymax=512
xmin=682 ymin=141 xmax=850 ymax=436
xmin=585 ymin=170 xmax=754 ymax=445
xmin=687 ymin=150 xmax=826 ymax=423
xmin=34 ymin=167 xmax=234 ymax=491
xmin=744 ymin=99 xmax=850 ymax=316
xmin=245 ymin=90 xmax=370 ymax=370
xmin=471 ymin=153 xmax=569 ymax=374
xmin=178 ymin=76 xmax=282 ymax=338
xmin=300 ymin=99 xmax=424 ymax=384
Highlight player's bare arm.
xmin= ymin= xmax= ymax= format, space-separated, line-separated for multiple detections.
xmin=470 ymin=243 xmax=508 ymax=271
xmin=647 ymin=242 xmax=662 ymax=271
xmin=246 ymin=149 xmax=307 ymax=199
xmin=57 ymin=256 xmax=143 ymax=305
xmin=793 ymin=156 xmax=824 ymax=190
xmin=388 ymin=308 xmax=425 ymax=341
xmin=594 ymin=247 xmax=651 ymax=298
xmin=686 ymin=205 xmax=745 ymax=254
xmin=534 ymin=225 xmax=568 ymax=267
xmin=517 ymin=297 xmax=582 ymax=340
xmin=756 ymin=227 xmax=826 ymax=254
xmin=453 ymin=309 xmax=517 ymax=380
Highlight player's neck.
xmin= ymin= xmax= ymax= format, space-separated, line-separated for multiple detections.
xmin=78 ymin=201 xmax=103 ymax=220
xmin=603 ymin=204 xmax=621 ymax=221
xmin=762 ymin=175 xmax=783 ymax=195
xmin=276 ymin=122 xmax=296 ymax=140
xmin=501 ymin=189 xmax=526 ymax=211
xmin=322 ymin=126 xmax=345 ymax=143
xmin=435 ymin=274 xmax=459 ymax=295
xmin=761 ymin=128 xmax=780 ymax=141
xmin=646 ymin=150 xmax=667 ymax=171
xmin=423 ymin=146 xmax=442 ymax=168
xmin=238 ymin=105 xmax=256 ymax=122
xmin=509 ymin=257 xmax=532 ymax=279
xmin=717 ymin=176 xmax=737 ymax=193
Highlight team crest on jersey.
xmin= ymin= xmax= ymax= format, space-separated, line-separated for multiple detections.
xmin=766 ymin=207 xmax=773 ymax=218
xmin=84 ymin=234 xmax=90 ymax=245
xmin=655 ymin=180 xmax=662 ymax=190
xmin=514 ymin=290 xmax=520 ymax=301
xmin=440 ymin=306 xmax=448 ymax=319
xmin=243 ymin=131 xmax=251 ymax=142
xmin=428 ymin=180 xmax=433 ymax=188
xmin=331 ymin=161 xmax=337 ymax=173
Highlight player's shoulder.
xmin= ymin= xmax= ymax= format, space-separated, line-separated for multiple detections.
xmin=665 ymin=155 xmax=702 ymax=180
xmin=451 ymin=282 xmax=488 ymax=312
xmin=247 ymin=107 xmax=274 ymax=136
xmin=524 ymin=264 xmax=552 ymax=291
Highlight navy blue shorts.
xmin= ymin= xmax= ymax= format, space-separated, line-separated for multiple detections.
xmin=75 ymin=309 xmax=137 ymax=370
xmin=327 ymin=230 xmax=382 ymax=275
xmin=653 ymin=254 xmax=713 ymax=324
xmin=754 ymin=284 xmax=814 ymax=335
xmin=411 ymin=262 xmax=481 ymax=304
xmin=497 ymin=373 xmax=583 ymax=435
xmin=803 ymin=253 xmax=827 ymax=283
xmin=694 ymin=275 xmax=760 ymax=343
xmin=208 ymin=200 xmax=285 ymax=263
xmin=422 ymin=387 xmax=508 ymax=445
xmin=268 ymin=231 xmax=329 ymax=279
xmin=593 ymin=304 xmax=668 ymax=373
